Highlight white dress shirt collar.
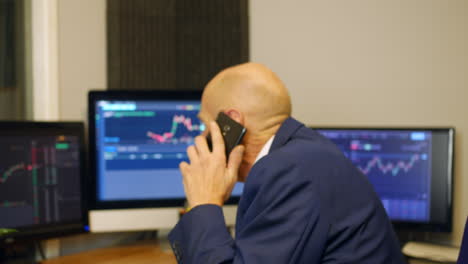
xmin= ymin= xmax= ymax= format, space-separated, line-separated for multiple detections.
xmin=253 ymin=136 xmax=275 ymax=164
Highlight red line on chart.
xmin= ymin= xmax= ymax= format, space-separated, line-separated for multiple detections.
xmin=147 ymin=115 xmax=202 ymax=143
xmin=359 ymin=154 xmax=420 ymax=176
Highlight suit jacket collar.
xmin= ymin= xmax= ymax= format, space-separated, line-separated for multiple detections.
xmin=269 ymin=117 xmax=304 ymax=153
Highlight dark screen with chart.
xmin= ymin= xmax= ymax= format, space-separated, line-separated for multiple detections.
xmin=0 ymin=127 xmax=84 ymax=237
xmin=317 ymin=129 xmax=432 ymax=222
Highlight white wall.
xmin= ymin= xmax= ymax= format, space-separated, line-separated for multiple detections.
xmin=54 ymin=0 xmax=468 ymax=247
xmin=250 ymin=0 xmax=468 ymax=245
xmin=54 ymin=0 xmax=107 ymax=256
xmin=58 ymin=0 xmax=106 ymax=121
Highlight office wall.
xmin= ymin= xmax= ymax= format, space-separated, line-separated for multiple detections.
xmin=250 ymin=0 xmax=468 ymax=245
xmin=0 ymin=90 xmax=18 ymax=119
xmin=56 ymin=0 xmax=467 ymax=247
xmin=56 ymin=0 xmax=107 ymax=256
xmin=58 ymin=0 xmax=106 ymax=120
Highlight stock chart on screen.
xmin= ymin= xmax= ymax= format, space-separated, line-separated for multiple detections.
xmin=0 ymin=135 xmax=82 ymax=229
xmin=95 ymin=100 xmax=244 ymax=202
xmin=317 ymin=129 xmax=432 ymax=222
xmin=96 ymin=101 xmax=202 ymax=201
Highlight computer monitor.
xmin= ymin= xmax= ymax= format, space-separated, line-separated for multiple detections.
xmin=0 ymin=122 xmax=87 ymax=244
xmin=313 ymin=127 xmax=454 ymax=232
xmin=88 ymin=90 xmax=243 ymax=232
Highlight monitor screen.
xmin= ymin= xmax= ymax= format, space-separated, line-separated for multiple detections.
xmin=314 ymin=127 xmax=454 ymax=232
xmin=89 ymin=91 xmax=243 ymax=211
xmin=0 ymin=122 xmax=87 ymax=244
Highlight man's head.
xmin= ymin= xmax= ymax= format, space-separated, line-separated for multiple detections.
xmin=198 ymin=62 xmax=292 ymax=181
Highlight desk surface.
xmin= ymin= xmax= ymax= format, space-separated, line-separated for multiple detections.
xmin=40 ymin=244 xmax=176 ymax=264
xmin=38 ymin=244 xmax=444 ymax=264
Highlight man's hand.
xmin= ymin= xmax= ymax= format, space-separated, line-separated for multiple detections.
xmin=180 ymin=121 xmax=245 ymax=209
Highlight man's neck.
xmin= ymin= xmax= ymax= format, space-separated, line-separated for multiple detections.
xmin=244 ymin=124 xmax=280 ymax=163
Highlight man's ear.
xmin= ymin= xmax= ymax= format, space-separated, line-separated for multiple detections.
xmin=224 ymin=109 xmax=244 ymax=125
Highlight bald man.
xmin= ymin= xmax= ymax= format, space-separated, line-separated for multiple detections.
xmin=168 ymin=63 xmax=404 ymax=263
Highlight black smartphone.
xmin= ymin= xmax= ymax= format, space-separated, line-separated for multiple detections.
xmin=206 ymin=112 xmax=247 ymax=158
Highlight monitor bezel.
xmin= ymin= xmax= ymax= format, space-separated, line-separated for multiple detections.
xmin=88 ymin=90 xmax=241 ymax=211
xmin=0 ymin=121 xmax=88 ymax=245
xmin=310 ymin=126 xmax=454 ymax=232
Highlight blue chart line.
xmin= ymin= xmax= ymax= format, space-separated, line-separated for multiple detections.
xmin=356 ymin=154 xmax=420 ymax=176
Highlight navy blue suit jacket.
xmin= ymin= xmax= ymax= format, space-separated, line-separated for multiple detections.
xmin=169 ymin=118 xmax=404 ymax=263
xmin=458 ymin=217 xmax=468 ymax=264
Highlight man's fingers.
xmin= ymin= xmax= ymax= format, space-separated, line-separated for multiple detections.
xmin=179 ymin=161 xmax=189 ymax=175
xmin=194 ymin=135 xmax=210 ymax=157
xmin=186 ymin=145 xmax=199 ymax=163
xmin=227 ymin=145 xmax=245 ymax=175
xmin=223 ymin=145 xmax=245 ymax=201
xmin=210 ymin=121 xmax=225 ymax=157
xmin=179 ymin=162 xmax=190 ymax=187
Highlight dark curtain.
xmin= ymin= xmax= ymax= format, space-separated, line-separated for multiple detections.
xmin=107 ymin=0 xmax=249 ymax=91
xmin=0 ymin=0 xmax=15 ymax=90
